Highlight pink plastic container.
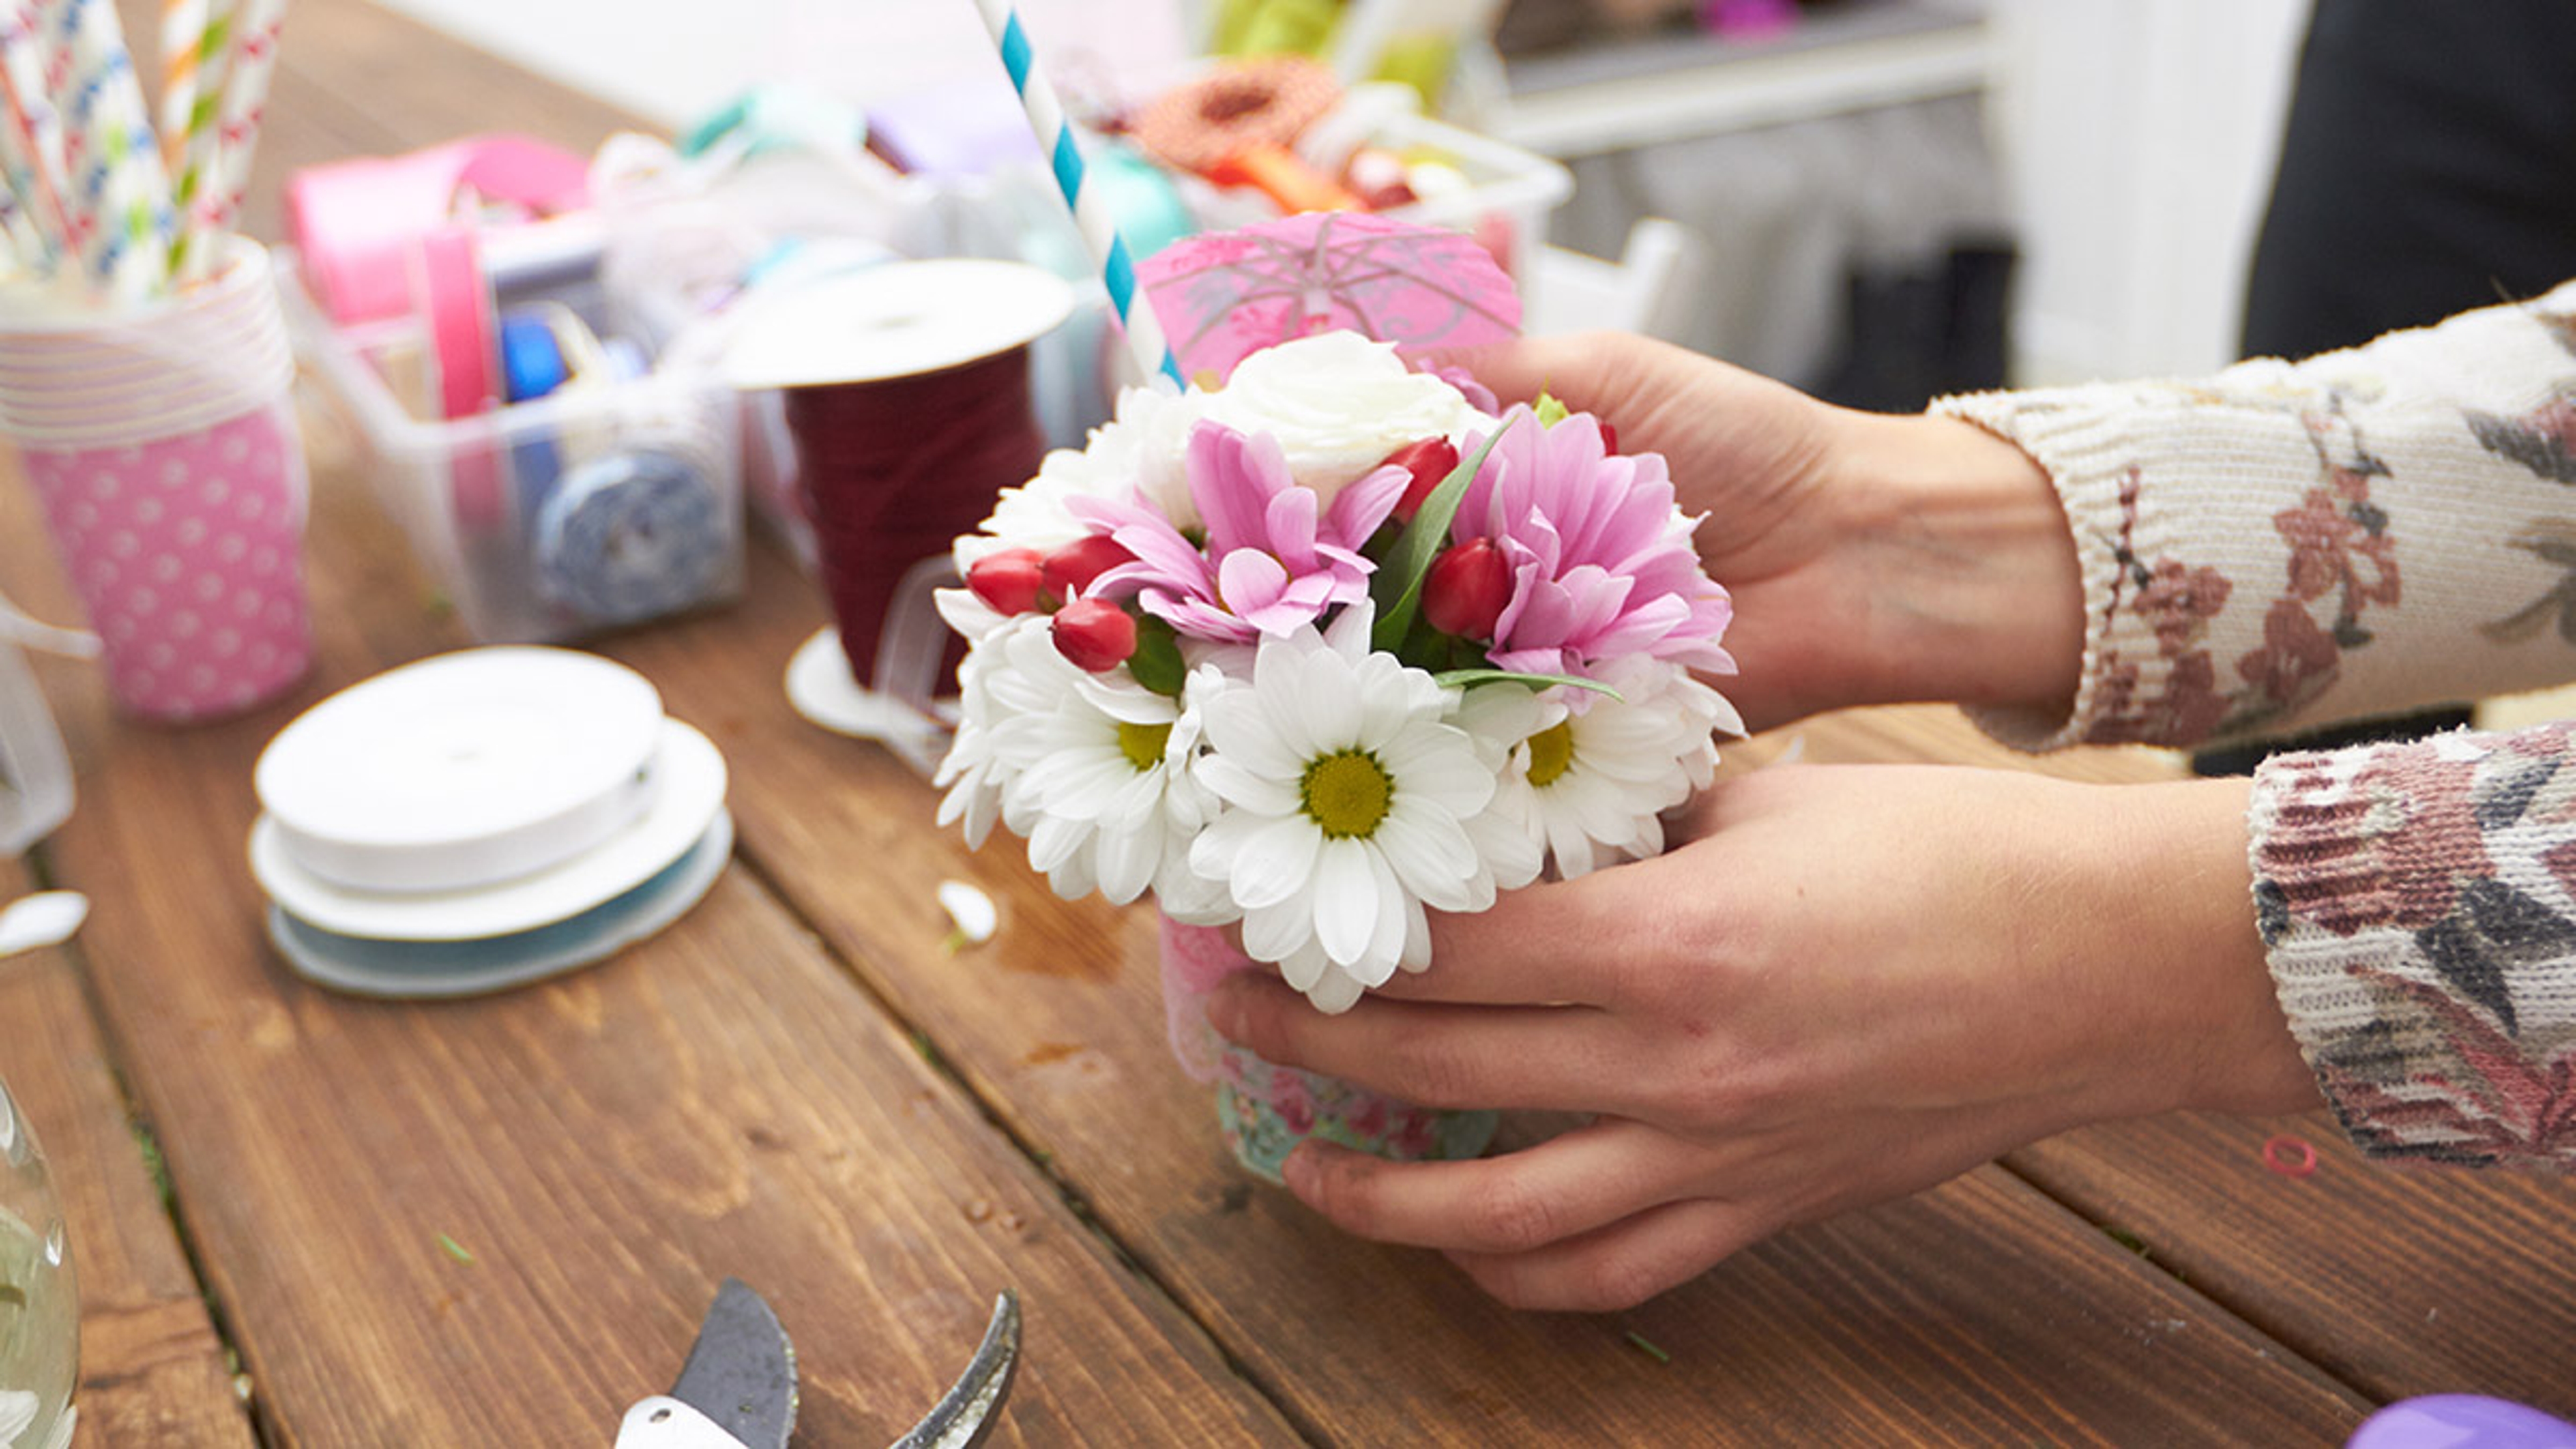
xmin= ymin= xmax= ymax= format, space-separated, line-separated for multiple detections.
xmin=1 ymin=239 xmax=313 ymax=722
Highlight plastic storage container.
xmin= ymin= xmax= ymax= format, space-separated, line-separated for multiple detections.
xmin=1179 ymin=84 xmax=1574 ymax=280
xmin=278 ymin=251 xmax=743 ymax=645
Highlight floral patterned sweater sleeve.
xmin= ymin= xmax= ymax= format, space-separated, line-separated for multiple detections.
xmin=1936 ymin=281 xmax=2576 ymax=1167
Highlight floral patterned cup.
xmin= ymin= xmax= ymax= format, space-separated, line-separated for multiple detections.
xmin=1159 ymin=913 xmax=1497 ymax=1182
xmin=0 ymin=239 xmax=312 ymax=722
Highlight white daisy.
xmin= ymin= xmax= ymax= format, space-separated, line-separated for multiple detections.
xmin=1189 ymin=603 xmax=1507 ymax=1013
xmin=933 ymin=616 xmax=1054 ymax=848
xmin=953 ymin=382 xmax=1208 ymax=572
xmin=1449 ymin=680 xmax=1552 ymax=897
xmin=932 ymin=585 xmax=1011 ymax=647
xmin=1506 ymin=657 xmax=1743 ymax=879
xmin=991 ymin=626 xmax=1222 ymax=910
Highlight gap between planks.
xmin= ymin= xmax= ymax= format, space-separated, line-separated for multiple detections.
xmin=715 ymin=842 xmax=1338 ymax=1447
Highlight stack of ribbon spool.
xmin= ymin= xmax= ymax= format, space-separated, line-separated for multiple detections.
xmin=244 ymin=647 xmax=731 ymax=998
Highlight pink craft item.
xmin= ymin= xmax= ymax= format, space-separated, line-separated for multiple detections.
xmin=23 ymin=399 xmax=313 ymax=721
xmin=1136 ymin=211 xmax=1520 ymax=384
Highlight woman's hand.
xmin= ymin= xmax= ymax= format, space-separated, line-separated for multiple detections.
xmin=1206 ymin=763 xmax=2320 ymax=1311
xmin=1446 ymin=333 xmax=2089 ymax=731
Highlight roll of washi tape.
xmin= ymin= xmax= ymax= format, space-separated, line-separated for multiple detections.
xmin=266 ymin=807 xmax=734 ymax=1000
xmin=254 ymin=646 xmax=666 ymax=895
xmin=250 ymin=716 xmax=727 ymax=941
xmin=408 ymin=225 xmax=504 ymax=535
xmin=531 ymin=447 xmax=727 ymax=627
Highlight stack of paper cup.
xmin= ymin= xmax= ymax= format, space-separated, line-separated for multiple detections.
xmin=244 ymin=647 xmax=733 ymax=998
xmin=0 ymin=236 xmax=310 ymax=722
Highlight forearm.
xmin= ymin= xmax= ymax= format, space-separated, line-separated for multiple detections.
xmin=1935 ymin=280 xmax=2576 ymax=753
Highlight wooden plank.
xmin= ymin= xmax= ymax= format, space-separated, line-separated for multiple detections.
xmin=2012 ymin=1115 xmax=2576 ymax=1419
xmin=604 ymin=534 xmax=2375 ymax=1444
xmin=0 ymin=867 xmax=256 ymax=1447
xmin=0 ymin=458 xmax=1299 ymax=1444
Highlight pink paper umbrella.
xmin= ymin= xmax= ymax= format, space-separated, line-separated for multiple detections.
xmin=1138 ymin=211 xmax=1519 ymax=384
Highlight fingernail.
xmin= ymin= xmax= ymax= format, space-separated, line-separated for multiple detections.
xmin=1281 ymin=1141 xmax=1320 ymax=1193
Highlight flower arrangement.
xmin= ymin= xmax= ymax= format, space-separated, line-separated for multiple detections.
xmin=934 ymin=329 xmax=1741 ymax=1014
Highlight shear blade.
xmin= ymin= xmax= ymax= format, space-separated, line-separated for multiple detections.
xmin=891 ymin=1290 xmax=1020 ymax=1449
xmin=669 ymin=1278 xmax=798 ymax=1449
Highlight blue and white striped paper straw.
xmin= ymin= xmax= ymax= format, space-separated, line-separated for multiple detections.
xmin=965 ymin=0 xmax=1185 ymax=391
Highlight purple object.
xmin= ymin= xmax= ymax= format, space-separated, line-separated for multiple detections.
xmin=2349 ymin=1396 xmax=2576 ymax=1449
xmin=865 ymin=85 xmax=1042 ymax=178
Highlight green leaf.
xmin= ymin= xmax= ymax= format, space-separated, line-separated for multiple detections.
xmin=1624 ymin=1330 xmax=1672 ymax=1365
xmin=1371 ymin=420 xmax=1513 ymax=653
xmin=1430 ymin=667 xmax=1622 ymax=701
xmin=1534 ymin=392 xmax=1570 ymax=427
xmin=1125 ymin=613 xmax=1185 ymax=696
xmin=437 ymin=1233 xmax=476 ymax=1265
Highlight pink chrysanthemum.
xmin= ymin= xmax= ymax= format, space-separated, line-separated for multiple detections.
xmin=1454 ymin=407 xmax=1735 ymax=680
xmin=1069 ymin=421 xmax=1408 ymax=644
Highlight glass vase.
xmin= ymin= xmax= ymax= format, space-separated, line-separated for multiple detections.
xmin=1159 ymin=913 xmax=1497 ymax=1183
xmin=0 ymin=1077 xmax=74 ymax=1449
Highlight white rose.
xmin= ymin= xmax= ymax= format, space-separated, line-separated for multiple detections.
xmin=1199 ymin=331 xmax=1493 ymax=507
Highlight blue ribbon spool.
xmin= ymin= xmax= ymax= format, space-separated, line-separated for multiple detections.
xmin=532 ymin=448 xmax=727 ymax=626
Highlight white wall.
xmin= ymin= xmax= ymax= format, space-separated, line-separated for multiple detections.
xmin=366 ymin=0 xmax=1190 ymax=131
xmin=1985 ymin=0 xmax=2310 ymax=384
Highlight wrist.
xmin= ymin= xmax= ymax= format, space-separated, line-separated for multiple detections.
xmin=1823 ymin=410 xmax=2086 ymax=716
xmin=2078 ymin=776 xmax=2319 ymax=1119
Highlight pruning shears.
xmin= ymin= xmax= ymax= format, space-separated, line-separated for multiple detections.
xmin=614 ymin=1279 xmax=1022 ymax=1448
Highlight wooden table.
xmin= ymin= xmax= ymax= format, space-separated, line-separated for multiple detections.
xmin=5 ymin=5 xmax=2574 ymax=1443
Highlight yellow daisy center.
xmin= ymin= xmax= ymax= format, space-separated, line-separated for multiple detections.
xmin=1118 ymin=720 xmax=1173 ymax=772
xmin=1524 ymin=720 xmax=1576 ymax=788
xmin=1301 ymin=749 xmax=1393 ymax=839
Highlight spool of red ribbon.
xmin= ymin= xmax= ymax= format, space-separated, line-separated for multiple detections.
xmin=725 ymin=260 xmax=1077 ymax=690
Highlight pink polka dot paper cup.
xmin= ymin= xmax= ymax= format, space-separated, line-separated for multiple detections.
xmin=1 ymin=239 xmax=313 ymax=722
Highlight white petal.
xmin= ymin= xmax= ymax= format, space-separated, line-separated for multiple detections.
xmin=1313 ymin=838 xmax=1379 ymax=967
xmin=1278 ymin=936 xmax=1332 ymax=993
xmin=1306 ymin=963 xmax=1366 ymax=1014
xmin=1383 ymin=727 xmax=1496 ymax=815
xmin=1203 ymin=690 xmax=1303 ymax=779
xmin=1366 ymin=846 xmax=1409 ymax=971
xmin=1466 ymin=805 xmax=1544 ymax=892
xmin=936 ymin=880 xmax=998 ymax=943
xmin=1044 ymin=841 xmax=1099 ymax=899
xmin=1027 ymin=811 xmax=1093 ymax=873
xmin=1375 ymin=806 xmax=1481 ymax=900
xmin=1197 ymin=754 xmax=1301 ymax=815
xmin=1401 ymin=897 xmax=1433 ymax=970
xmin=1095 ymin=813 xmax=1163 ymax=904
xmin=1245 ymin=896 xmax=1316 ymax=963
xmin=1226 ymin=815 xmax=1323 ymax=910
xmin=1299 ymin=661 xmax=1363 ymax=751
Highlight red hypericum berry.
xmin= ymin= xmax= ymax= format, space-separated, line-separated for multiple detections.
xmin=967 ymin=547 xmax=1045 ymax=615
xmin=1421 ymin=538 xmax=1511 ymax=640
xmin=1052 ymin=598 xmax=1138 ymax=672
xmin=1599 ymin=420 xmax=1619 ymax=455
xmin=1381 ymin=437 xmax=1462 ymax=523
xmin=1042 ymin=535 xmax=1135 ymax=600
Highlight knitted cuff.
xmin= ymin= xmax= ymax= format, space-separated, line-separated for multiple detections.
xmin=2251 ymin=721 xmax=2576 ymax=1167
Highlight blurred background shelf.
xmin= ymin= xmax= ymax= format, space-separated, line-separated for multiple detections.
xmin=1479 ymin=0 xmax=1988 ymax=159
